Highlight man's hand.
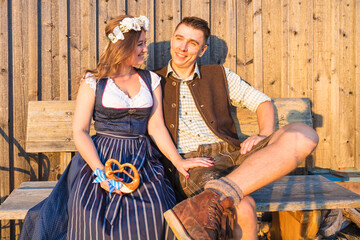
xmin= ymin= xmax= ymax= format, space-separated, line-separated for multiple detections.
xmin=173 ymin=157 xmax=214 ymax=178
xmin=240 ymin=135 xmax=267 ymax=154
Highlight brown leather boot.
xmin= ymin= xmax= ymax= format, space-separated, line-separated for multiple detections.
xmin=164 ymin=189 xmax=234 ymax=240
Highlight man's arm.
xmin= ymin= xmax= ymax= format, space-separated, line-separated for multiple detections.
xmin=256 ymin=101 xmax=275 ymax=137
xmin=239 ymin=101 xmax=274 ymax=154
xmin=224 ymin=67 xmax=274 ymax=154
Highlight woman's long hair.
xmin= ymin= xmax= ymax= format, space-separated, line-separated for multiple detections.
xmin=84 ymin=15 xmax=144 ymax=80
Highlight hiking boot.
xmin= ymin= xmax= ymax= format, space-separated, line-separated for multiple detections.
xmin=164 ymin=189 xmax=234 ymax=240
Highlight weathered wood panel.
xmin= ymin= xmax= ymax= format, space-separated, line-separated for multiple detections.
xmin=0 ymin=0 xmax=10 ymax=238
xmin=1 ymin=2 xmax=360 ymax=238
xmin=338 ymin=0 xmax=356 ymax=169
xmin=25 ymin=98 xmax=311 ymax=152
xmin=262 ymin=0 xmax=282 ymax=98
xmin=356 ymin=0 xmax=360 ymax=170
xmin=0 ymin=181 xmax=57 ymax=220
xmin=252 ymin=175 xmax=360 ymax=212
xmin=313 ymin=1 xmax=333 ymax=169
xmin=2 ymin=176 xmax=360 ymax=220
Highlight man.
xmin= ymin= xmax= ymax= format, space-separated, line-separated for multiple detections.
xmin=155 ymin=17 xmax=319 ymax=240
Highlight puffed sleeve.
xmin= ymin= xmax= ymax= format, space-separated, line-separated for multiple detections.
xmin=80 ymin=72 xmax=97 ymax=92
xmin=149 ymin=71 xmax=161 ymax=91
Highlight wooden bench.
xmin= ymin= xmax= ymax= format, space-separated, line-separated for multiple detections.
xmin=1 ymin=98 xmax=360 ymax=239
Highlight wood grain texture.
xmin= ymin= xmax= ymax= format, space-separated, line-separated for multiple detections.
xmin=252 ymin=175 xmax=360 ymax=212
xmin=0 ymin=181 xmax=57 ymax=220
xmin=356 ymin=0 xmax=360 ymax=170
xmin=25 ymin=98 xmax=311 ymax=152
xmin=25 ymin=101 xmax=95 ymax=152
xmin=2 ymin=175 xmax=360 ymax=220
xmin=0 ymin=0 xmax=10 ymax=238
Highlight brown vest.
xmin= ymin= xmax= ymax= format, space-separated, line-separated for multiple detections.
xmin=155 ymin=65 xmax=242 ymax=149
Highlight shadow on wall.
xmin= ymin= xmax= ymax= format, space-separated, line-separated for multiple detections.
xmin=0 ymin=127 xmax=51 ymax=183
xmin=146 ymin=35 xmax=228 ymax=70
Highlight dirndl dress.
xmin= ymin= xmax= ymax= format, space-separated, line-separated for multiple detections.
xmin=19 ymin=69 xmax=177 ymax=240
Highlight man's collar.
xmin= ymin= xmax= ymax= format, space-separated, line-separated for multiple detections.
xmin=166 ymin=60 xmax=201 ymax=80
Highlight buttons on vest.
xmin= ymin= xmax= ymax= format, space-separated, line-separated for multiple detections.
xmin=200 ymin=104 xmax=204 ymax=108
xmin=172 ymin=81 xmax=177 ymax=86
xmin=171 ymin=103 xmax=177 ymax=108
xmin=170 ymin=124 xmax=175 ymax=128
xmin=128 ymin=109 xmax=136 ymax=114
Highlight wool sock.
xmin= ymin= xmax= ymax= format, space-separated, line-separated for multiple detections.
xmin=204 ymin=177 xmax=244 ymax=206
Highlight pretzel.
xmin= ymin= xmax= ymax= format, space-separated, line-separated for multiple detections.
xmin=104 ymin=159 xmax=140 ymax=193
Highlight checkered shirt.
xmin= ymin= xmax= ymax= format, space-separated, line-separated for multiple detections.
xmin=166 ymin=62 xmax=271 ymax=153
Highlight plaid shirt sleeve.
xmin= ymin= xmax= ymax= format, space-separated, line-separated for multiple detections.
xmin=225 ymin=67 xmax=271 ymax=112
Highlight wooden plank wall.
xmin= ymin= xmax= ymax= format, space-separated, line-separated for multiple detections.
xmin=0 ymin=0 xmax=359 ymax=238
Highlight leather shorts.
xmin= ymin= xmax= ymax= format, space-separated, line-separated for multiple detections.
xmin=173 ymin=135 xmax=273 ymax=200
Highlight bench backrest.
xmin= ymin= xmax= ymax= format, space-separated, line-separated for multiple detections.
xmin=25 ymin=98 xmax=313 ymax=153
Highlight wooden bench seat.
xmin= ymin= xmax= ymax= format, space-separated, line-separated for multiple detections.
xmin=1 ymin=175 xmax=360 ymax=220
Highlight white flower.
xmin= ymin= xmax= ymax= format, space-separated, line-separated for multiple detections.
xmin=121 ymin=18 xmax=134 ymax=32
xmin=133 ymin=20 xmax=141 ymax=31
xmin=112 ymin=26 xmax=124 ymax=40
xmin=138 ymin=16 xmax=150 ymax=31
xmin=108 ymin=33 xmax=118 ymax=43
xmin=107 ymin=16 xmax=150 ymax=42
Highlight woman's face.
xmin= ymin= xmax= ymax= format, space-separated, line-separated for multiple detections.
xmin=126 ymin=30 xmax=148 ymax=66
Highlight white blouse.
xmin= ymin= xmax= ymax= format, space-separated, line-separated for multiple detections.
xmin=82 ymin=71 xmax=161 ymax=108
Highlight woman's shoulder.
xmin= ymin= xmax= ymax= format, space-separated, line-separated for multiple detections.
xmin=81 ymin=72 xmax=97 ymax=91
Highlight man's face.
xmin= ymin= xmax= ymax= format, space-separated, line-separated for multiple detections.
xmin=170 ymin=24 xmax=208 ymax=70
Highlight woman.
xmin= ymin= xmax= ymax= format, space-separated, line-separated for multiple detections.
xmin=19 ymin=15 xmax=213 ymax=240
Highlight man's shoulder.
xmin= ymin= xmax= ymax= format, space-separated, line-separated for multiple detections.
xmin=153 ymin=66 xmax=168 ymax=77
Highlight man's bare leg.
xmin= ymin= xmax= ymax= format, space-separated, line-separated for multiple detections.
xmin=164 ymin=122 xmax=318 ymax=239
xmin=227 ymin=122 xmax=319 ymax=196
xmin=233 ymin=196 xmax=258 ymax=240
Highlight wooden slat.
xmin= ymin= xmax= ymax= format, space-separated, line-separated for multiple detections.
xmin=236 ymin=0 xmax=246 ymax=79
xmin=338 ymin=0 xmax=355 ymax=168
xmin=356 ymin=0 xmax=360 ymax=170
xmin=2 ymin=175 xmax=360 ymax=220
xmin=210 ymin=0 xmax=236 ymax=69
xmin=262 ymin=0 xmax=282 ymax=98
xmin=0 ymin=181 xmax=57 ymax=220
xmin=12 ymin=0 xmax=30 ymax=187
xmin=252 ymin=0 xmax=263 ymax=90
xmin=313 ymin=1 xmax=333 ymax=169
xmin=288 ymin=0 xmax=309 ymax=98
xmin=58 ymin=0 xmax=68 ymax=101
xmin=281 ymin=0 xmax=289 ymax=97
xmin=25 ymin=98 xmax=311 ymax=152
xmin=329 ymin=0 xmax=340 ymax=171
xmin=81 ymin=0 xmax=97 ymax=72
xmin=252 ymin=175 xmax=360 ymax=212
xmin=244 ymin=0 xmax=254 ymax=86
xmin=233 ymin=97 xmax=312 ymax=141
xmin=0 ymin=0 xmax=10 ymax=237
xmin=69 ymin=0 xmax=81 ymax=98
xmin=25 ymin=101 xmax=95 ymax=152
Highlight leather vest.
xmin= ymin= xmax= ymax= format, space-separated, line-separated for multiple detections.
xmin=155 ymin=65 xmax=241 ymax=148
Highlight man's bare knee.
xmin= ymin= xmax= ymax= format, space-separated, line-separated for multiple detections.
xmin=235 ymin=196 xmax=256 ymax=216
xmin=286 ymin=122 xmax=319 ymax=154
xmin=271 ymin=122 xmax=318 ymax=162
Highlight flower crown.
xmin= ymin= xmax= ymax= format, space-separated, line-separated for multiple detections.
xmin=108 ymin=16 xmax=150 ymax=43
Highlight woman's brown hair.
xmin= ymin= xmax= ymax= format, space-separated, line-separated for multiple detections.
xmin=83 ymin=15 xmax=145 ymax=80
